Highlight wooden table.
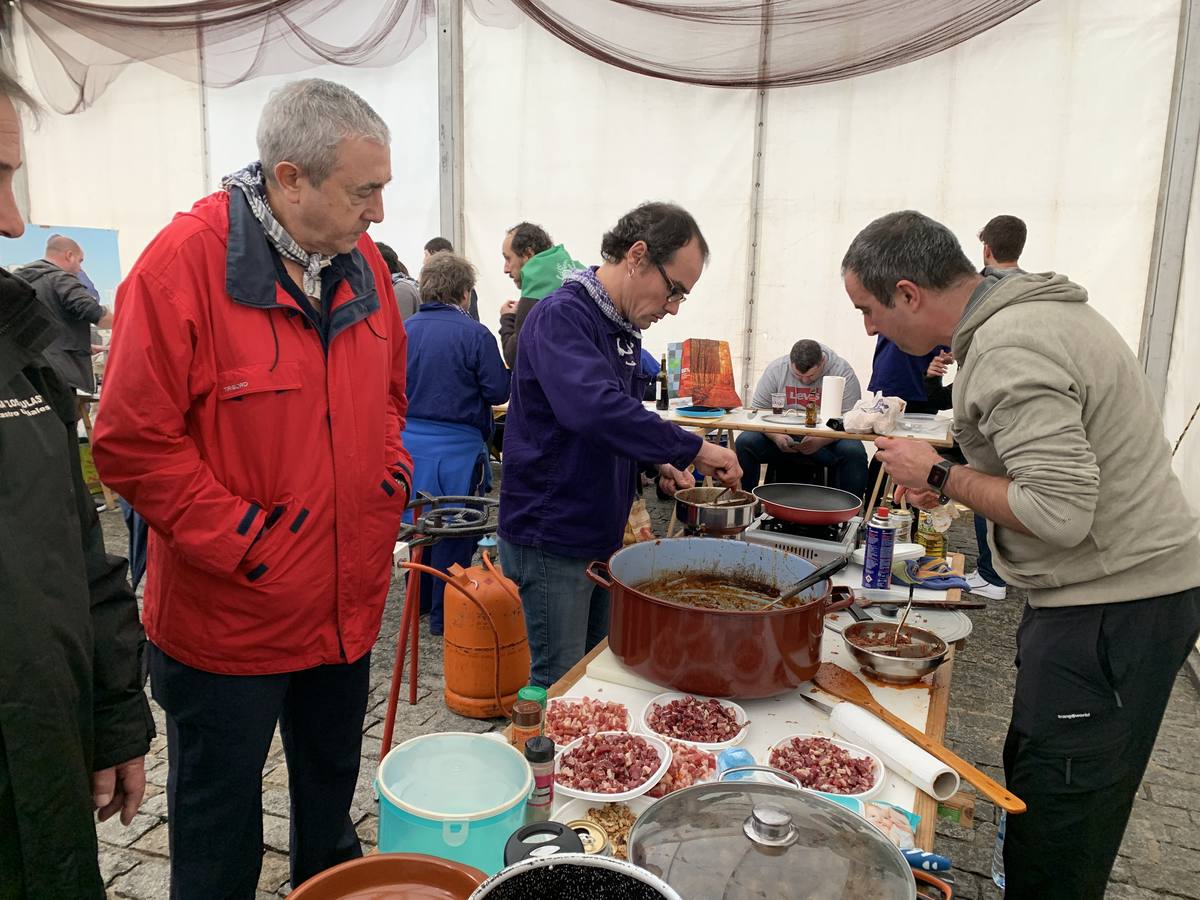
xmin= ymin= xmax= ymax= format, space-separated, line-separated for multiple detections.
xmin=656 ymin=405 xmax=955 ymax=449
xmin=545 ymin=553 xmax=968 ymax=852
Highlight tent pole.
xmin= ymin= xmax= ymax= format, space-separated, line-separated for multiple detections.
xmin=196 ymin=22 xmax=211 ymax=192
xmin=739 ymin=6 xmax=772 ymax=402
xmin=1140 ymin=0 xmax=1200 ymax=406
xmin=437 ymin=0 xmax=465 ymax=250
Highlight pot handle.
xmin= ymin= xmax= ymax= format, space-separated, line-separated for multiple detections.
xmin=585 ymin=560 xmax=613 ymax=589
xmin=824 ymin=585 xmax=855 ymax=614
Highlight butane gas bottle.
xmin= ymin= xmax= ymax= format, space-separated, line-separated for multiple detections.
xmin=442 ymin=561 xmax=530 ymax=718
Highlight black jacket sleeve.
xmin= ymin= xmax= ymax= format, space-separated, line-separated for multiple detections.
xmin=62 ymin=401 xmax=154 ymax=770
xmin=923 ymin=375 xmax=953 ymax=411
xmin=53 ymin=270 xmax=106 ymax=324
xmin=499 ymin=297 xmax=539 ymax=368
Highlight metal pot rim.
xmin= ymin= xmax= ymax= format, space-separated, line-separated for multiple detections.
xmin=468 ymin=851 xmax=682 ymax=899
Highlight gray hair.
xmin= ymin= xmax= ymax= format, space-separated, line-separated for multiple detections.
xmin=257 ymin=79 xmax=389 ymax=187
xmin=841 ymin=210 xmax=976 ymax=308
xmin=420 ymin=253 xmax=476 ymax=307
xmin=789 ymin=339 xmax=823 ymax=371
xmin=0 ymin=68 xmax=40 ymax=121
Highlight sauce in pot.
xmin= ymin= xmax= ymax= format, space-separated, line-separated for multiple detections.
xmin=635 ymin=571 xmax=807 ymax=611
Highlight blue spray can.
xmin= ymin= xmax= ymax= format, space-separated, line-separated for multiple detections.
xmin=862 ymin=507 xmax=897 ymax=589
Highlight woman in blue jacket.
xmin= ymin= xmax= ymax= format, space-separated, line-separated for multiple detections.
xmin=405 ymin=253 xmax=510 ymax=633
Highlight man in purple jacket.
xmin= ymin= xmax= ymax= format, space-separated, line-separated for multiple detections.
xmin=498 ymin=202 xmax=741 ymax=686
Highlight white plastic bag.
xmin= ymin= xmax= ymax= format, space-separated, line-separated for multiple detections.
xmin=842 ymin=392 xmax=907 ymax=435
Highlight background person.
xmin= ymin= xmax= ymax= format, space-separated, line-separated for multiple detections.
xmin=403 ymin=252 xmax=510 ymax=633
xmin=736 ymin=338 xmax=865 ymax=496
xmin=497 ymin=221 xmax=582 ymax=366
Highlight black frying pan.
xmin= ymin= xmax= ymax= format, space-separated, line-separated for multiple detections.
xmin=752 ymin=483 xmax=863 ymax=525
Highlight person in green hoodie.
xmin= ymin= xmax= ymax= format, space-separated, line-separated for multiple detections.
xmin=841 ymin=210 xmax=1200 ymax=900
xmin=498 ymin=221 xmax=582 ymax=367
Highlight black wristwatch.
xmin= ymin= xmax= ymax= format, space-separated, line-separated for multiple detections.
xmin=926 ymin=459 xmax=958 ymax=505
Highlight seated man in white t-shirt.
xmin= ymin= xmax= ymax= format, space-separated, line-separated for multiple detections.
xmin=737 ymin=339 xmax=867 ymax=498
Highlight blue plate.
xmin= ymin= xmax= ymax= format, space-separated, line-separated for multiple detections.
xmin=675 ymin=406 xmax=727 ymax=419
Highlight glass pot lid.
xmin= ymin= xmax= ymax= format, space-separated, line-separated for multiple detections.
xmin=628 ymin=772 xmax=916 ymax=900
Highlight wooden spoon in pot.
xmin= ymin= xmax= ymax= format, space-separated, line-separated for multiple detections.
xmin=812 ymin=662 xmax=1027 ymax=814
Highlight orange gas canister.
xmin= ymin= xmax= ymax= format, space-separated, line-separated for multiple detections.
xmin=442 ymin=557 xmax=531 ymax=718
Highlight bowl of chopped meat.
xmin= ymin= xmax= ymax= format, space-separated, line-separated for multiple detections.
xmin=767 ymin=734 xmax=885 ymax=800
xmin=555 ymin=731 xmax=672 ymax=803
xmin=640 ymin=692 xmax=748 ymax=751
xmin=842 ymin=622 xmax=949 ymax=684
xmin=545 ymin=696 xmax=631 ymax=752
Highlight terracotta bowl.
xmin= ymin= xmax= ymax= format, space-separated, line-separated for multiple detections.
xmin=288 ymin=853 xmax=488 ymax=900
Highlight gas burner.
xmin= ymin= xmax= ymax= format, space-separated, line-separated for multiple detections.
xmin=742 ymin=515 xmax=862 ymax=564
xmin=396 ymin=493 xmax=499 ymax=546
xmin=757 ymin=518 xmax=853 ymax=542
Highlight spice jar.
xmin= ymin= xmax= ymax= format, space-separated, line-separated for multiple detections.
xmin=518 ymin=685 xmax=548 ymax=715
xmin=523 ymin=736 xmax=555 ymax=824
xmin=509 ymin=699 xmax=543 ymax=752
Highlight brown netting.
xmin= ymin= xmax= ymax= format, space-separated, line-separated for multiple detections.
xmin=508 ymin=0 xmax=1042 ymax=88
xmin=9 ymin=0 xmax=433 ymax=114
xmin=6 ymin=0 xmax=1042 ymax=114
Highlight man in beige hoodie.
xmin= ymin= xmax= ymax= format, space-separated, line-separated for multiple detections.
xmin=841 ymin=210 xmax=1200 ymax=900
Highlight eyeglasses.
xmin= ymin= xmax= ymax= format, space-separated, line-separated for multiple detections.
xmin=654 ymin=261 xmax=688 ymax=304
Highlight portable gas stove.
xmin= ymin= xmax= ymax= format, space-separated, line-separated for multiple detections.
xmin=741 ymin=515 xmax=862 ymax=564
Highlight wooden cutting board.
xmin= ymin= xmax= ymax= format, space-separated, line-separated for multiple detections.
xmin=585 ymin=648 xmax=668 ymax=694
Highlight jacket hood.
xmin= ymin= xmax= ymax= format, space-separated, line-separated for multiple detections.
xmin=952 ymin=272 xmax=1088 ymax=360
xmin=520 ymin=244 xmax=583 ymax=301
xmin=16 ymin=259 xmax=60 ymax=284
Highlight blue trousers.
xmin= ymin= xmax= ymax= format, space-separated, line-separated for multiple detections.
xmin=148 ymin=645 xmax=369 ymax=899
xmin=974 ymin=512 xmax=1006 ymax=587
xmin=498 ymin=538 xmax=610 ymax=688
xmin=735 ymin=430 xmax=869 ymax=499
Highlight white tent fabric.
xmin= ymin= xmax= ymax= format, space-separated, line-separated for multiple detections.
xmin=1166 ymin=161 xmax=1200 ymax=513
xmin=462 ymin=11 xmax=757 ymax=357
xmin=755 ymin=0 xmax=1180 ymax=391
xmin=13 ymin=30 xmax=207 ymax=271
xmin=461 ymin=0 xmax=1181 ymax=410
xmin=203 ymin=34 xmax=441 ymax=269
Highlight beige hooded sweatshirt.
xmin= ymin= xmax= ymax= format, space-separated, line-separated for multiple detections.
xmin=951 ymin=272 xmax=1200 ymax=607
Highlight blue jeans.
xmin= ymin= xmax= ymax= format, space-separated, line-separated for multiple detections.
xmin=499 ymin=538 xmax=611 ymax=688
xmin=974 ymin=512 xmax=1006 ymax=587
xmin=735 ymin=430 xmax=869 ymax=499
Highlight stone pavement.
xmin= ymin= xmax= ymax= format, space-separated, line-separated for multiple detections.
xmin=94 ymin=501 xmax=1200 ymax=899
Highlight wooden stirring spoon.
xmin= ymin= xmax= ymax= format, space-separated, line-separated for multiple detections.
xmin=812 ymin=662 xmax=1027 ymax=814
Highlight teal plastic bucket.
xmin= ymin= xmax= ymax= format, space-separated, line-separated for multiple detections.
xmin=376 ymin=732 xmax=532 ymax=875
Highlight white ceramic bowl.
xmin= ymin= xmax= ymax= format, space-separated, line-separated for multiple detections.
xmin=554 ymin=731 xmax=671 ymax=803
xmin=545 ymin=696 xmax=632 ymax=754
xmin=766 ymin=733 xmax=886 ymax=802
xmin=638 ymin=692 xmax=749 ymax=751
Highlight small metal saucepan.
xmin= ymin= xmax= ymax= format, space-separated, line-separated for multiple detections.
xmin=673 ymin=486 xmax=759 ymax=536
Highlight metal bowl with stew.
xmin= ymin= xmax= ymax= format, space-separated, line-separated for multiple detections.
xmin=842 ymin=622 xmax=949 ymax=684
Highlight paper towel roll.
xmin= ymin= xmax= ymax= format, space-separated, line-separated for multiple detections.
xmin=820 ymin=375 xmax=846 ymax=421
xmin=830 ymin=703 xmax=960 ymax=801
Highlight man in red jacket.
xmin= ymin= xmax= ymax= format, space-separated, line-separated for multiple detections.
xmin=94 ymin=79 xmax=412 ymax=898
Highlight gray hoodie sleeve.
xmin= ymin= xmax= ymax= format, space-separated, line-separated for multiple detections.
xmin=969 ymin=345 xmax=1100 ymax=548
xmin=750 ymin=357 xmax=785 ymax=409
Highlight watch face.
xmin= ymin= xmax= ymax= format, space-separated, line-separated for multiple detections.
xmin=928 ymin=462 xmax=949 ymax=489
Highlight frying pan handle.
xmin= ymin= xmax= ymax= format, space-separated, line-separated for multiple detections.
xmin=585 ymin=560 xmax=613 ymax=589
xmin=825 ymin=585 xmax=856 ymax=613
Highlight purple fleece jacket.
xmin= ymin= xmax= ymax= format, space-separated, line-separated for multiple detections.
xmin=499 ymin=280 xmax=704 ymax=558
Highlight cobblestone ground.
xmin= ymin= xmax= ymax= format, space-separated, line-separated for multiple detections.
xmin=95 ymin=488 xmax=1200 ymax=899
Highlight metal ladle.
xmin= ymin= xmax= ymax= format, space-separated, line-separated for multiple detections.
xmin=756 ymin=555 xmax=851 ymax=611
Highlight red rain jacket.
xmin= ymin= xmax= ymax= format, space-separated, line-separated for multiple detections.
xmin=94 ymin=190 xmax=412 ymax=675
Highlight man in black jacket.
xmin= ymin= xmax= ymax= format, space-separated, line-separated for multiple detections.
xmin=17 ymin=234 xmax=112 ymax=393
xmin=0 ymin=71 xmax=153 ymax=900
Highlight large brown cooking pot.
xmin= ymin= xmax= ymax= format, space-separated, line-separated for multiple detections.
xmin=586 ymin=537 xmax=853 ymax=698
